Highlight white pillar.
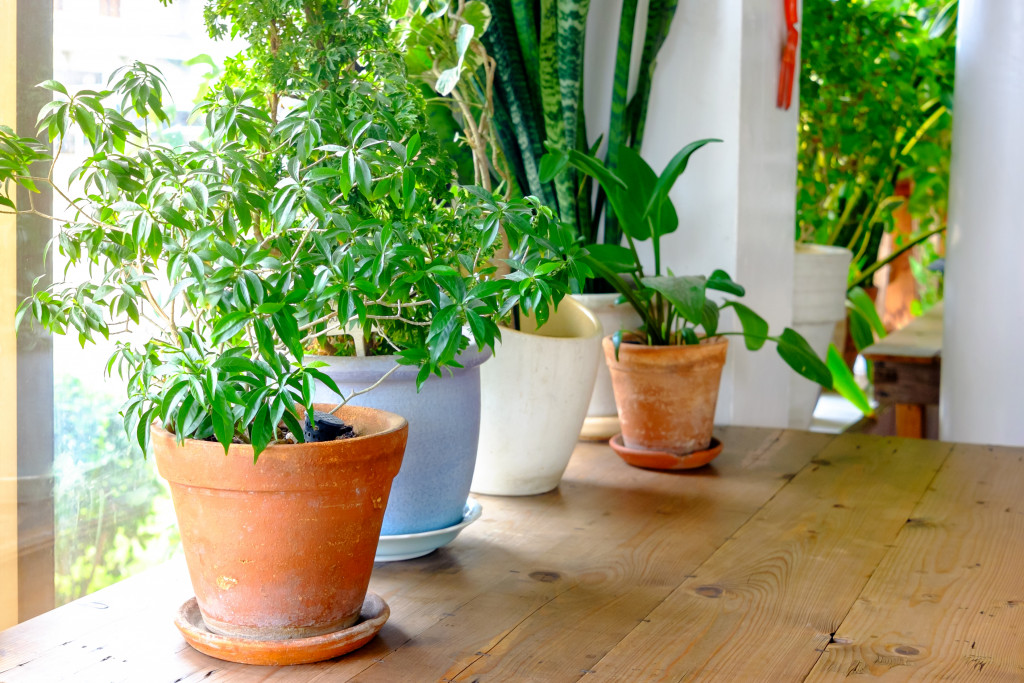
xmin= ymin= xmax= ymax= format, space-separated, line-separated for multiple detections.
xmin=940 ymin=1 xmax=1024 ymax=446
xmin=584 ymin=0 xmax=800 ymax=427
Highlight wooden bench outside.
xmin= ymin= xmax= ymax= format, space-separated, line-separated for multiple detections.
xmin=862 ymin=301 xmax=943 ymax=439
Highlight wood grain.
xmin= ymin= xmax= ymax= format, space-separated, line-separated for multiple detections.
xmin=807 ymin=443 xmax=1024 ymax=681
xmin=583 ymin=435 xmax=954 ymax=681
xmin=351 ymin=429 xmax=831 ymax=682
xmin=5 ymin=429 xmax=1024 ymax=683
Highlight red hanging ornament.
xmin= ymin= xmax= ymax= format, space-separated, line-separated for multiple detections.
xmin=778 ymin=0 xmax=799 ymax=110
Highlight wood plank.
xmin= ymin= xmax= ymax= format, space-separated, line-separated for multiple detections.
xmin=0 ymin=428 xmax=825 ymax=683
xmin=583 ymin=434 xmax=955 ymax=681
xmin=347 ymin=429 xmax=833 ymax=683
xmin=874 ymin=362 xmax=942 ymax=405
xmin=895 ymin=404 xmax=925 ymax=439
xmin=807 ymin=443 xmax=1024 ymax=681
xmin=863 ymin=303 xmax=943 ymax=363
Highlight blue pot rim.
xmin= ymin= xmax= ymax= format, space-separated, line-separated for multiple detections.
xmin=313 ymin=346 xmax=492 ymax=384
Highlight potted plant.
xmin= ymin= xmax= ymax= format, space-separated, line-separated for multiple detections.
xmin=540 ymin=142 xmax=833 ymax=469
xmin=207 ymin=1 xmax=576 ymax=557
xmin=472 ymin=294 xmax=603 ymax=496
xmin=0 ymin=2 xmax=573 ymax=663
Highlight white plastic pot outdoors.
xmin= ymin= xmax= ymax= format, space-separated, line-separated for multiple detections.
xmin=789 ymin=243 xmax=853 ymax=428
xmin=572 ymin=293 xmax=643 ymax=440
xmin=473 ymin=296 xmax=603 ymax=495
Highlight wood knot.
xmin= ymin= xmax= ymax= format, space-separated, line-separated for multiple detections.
xmin=695 ymin=585 xmax=723 ymax=598
xmin=894 ymin=645 xmax=919 ymax=656
xmin=528 ymin=570 xmax=561 ymax=583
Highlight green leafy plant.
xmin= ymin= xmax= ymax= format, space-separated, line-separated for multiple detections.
xmin=401 ymin=1 xmax=515 ymax=194
xmin=478 ymin=0 xmax=678 ymax=249
xmin=1 ymin=2 xmax=579 ymax=459
xmin=541 ymin=143 xmax=833 ymax=388
xmin=797 ymin=0 xmax=956 ymax=288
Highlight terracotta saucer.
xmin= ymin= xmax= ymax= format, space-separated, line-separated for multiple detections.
xmin=609 ymin=434 xmax=723 ymax=470
xmin=175 ymin=592 xmax=389 ymax=666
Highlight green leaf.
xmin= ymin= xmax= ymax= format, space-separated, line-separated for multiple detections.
xmin=644 ymin=138 xmax=720 ymax=220
xmin=776 ymin=327 xmax=833 ymax=389
xmin=726 ymin=301 xmax=769 ymax=350
xmin=706 ymin=269 xmax=745 ymax=297
xmin=38 ymin=80 xmax=69 ymax=96
xmin=642 ymin=275 xmax=706 ymax=325
xmin=211 ymin=388 xmax=234 ymax=454
xmin=847 ymin=286 xmax=886 ymax=338
xmin=211 ymin=311 xmax=250 ymax=344
xmin=826 ymin=344 xmax=874 ymax=417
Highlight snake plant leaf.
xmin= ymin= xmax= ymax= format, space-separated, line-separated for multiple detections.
xmin=776 ymin=327 xmax=833 ymax=389
xmin=706 ymin=269 xmax=745 ymax=297
xmin=643 ymin=275 xmax=706 ymax=326
xmin=627 ymin=0 xmax=679 ymax=146
xmin=827 ymin=343 xmax=875 ymax=417
xmin=607 ymin=0 xmax=639 ymax=170
xmin=725 ymin=301 xmax=769 ymax=350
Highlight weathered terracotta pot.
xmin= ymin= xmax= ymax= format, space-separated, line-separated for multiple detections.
xmin=153 ymin=404 xmax=407 ymax=641
xmin=603 ymin=335 xmax=728 ymax=456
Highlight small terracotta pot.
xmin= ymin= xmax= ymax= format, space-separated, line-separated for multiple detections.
xmin=153 ymin=404 xmax=407 ymax=641
xmin=603 ymin=335 xmax=728 ymax=456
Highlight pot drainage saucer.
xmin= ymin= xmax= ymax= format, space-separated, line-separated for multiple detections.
xmin=609 ymin=434 xmax=723 ymax=470
xmin=375 ymin=498 xmax=482 ymax=562
xmin=175 ymin=592 xmax=388 ymax=666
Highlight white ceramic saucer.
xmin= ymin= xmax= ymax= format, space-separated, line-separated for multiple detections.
xmin=374 ymin=499 xmax=482 ymax=562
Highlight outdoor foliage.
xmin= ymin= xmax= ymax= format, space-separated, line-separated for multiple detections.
xmin=1 ymin=1 xmax=585 ymax=459
xmin=53 ymin=376 xmax=178 ymax=605
xmin=797 ymin=0 xmax=956 ymax=288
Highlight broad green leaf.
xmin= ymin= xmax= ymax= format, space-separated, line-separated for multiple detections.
xmin=706 ymin=269 xmax=745 ymax=297
xmin=726 ymin=301 xmax=769 ymax=350
xmin=776 ymin=327 xmax=833 ymax=389
xmin=826 ymin=344 xmax=874 ymax=417
xmin=642 ymin=275 xmax=706 ymax=325
xmin=847 ymin=286 xmax=886 ymax=338
xmin=211 ymin=388 xmax=234 ymax=454
xmin=645 ymin=138 xmax=721 ymax=220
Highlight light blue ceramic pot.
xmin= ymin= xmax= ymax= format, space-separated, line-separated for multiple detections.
xmin=313 ymin=348 xmax=491 ymax=535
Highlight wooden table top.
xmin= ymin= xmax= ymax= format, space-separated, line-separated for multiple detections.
xmin=863 ymin=302 xmax=944 ymax=364
xmin=3 ymin=427 xmax=1023 ymax=681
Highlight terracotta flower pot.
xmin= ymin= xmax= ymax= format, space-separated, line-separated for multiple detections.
xmin=153 ymin=404 xmax=407 ymax=641
xmin=603 ymin=335 xmax=728 ymax=457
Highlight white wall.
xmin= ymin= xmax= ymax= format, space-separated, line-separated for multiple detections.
xmin=940 ymin=1 xmax=1024 ymax=446
xmin=584 ymin=0 xmax=800 ymax=427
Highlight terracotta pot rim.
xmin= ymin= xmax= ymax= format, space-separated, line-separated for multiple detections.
xmin=602 ymin=333 xmax=728 ymax=351
xmin=151 ymin=403 xmax=407 ymax=457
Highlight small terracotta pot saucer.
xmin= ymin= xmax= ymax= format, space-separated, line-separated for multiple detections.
xmin=609 ymin=434 xmax=723 ymax=470
xmin=175 ymin=592 xmax=389 ymax=666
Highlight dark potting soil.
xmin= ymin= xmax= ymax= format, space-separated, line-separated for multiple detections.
xmin=303 ymin=410 xmax=356 ymax=443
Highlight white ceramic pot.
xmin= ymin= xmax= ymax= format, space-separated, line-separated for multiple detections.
xmin=473 ymin=297 xmax=603 ymax=496
xmin=789 ymin=244 xmax=853 ymax=429
xmin=572 ymin=293 xmax=644 ymax=418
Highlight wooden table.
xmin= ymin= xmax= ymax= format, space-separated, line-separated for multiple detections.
xmin=3 ymin=427 xmax=1023 ymax=681
xmin=862 ymin=302 xmax=943 ymax=439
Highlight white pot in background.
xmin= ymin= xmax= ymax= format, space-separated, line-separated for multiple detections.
xmin=473 ymin=297 xmax=603 ymax=495
xmin=574 ymin=293 xmax=643 ymax=442
xmin=789 ymin=244 xmax=853 ymax=429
